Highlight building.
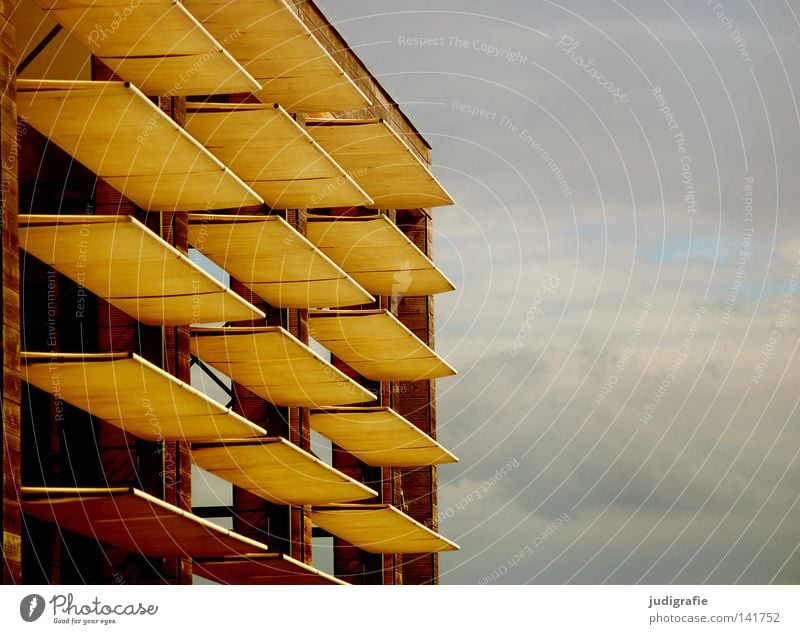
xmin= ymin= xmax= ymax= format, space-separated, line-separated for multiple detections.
xmin=1 ymin=0 xmax=458 ymax=585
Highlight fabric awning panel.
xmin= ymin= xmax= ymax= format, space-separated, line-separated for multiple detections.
xmin=19 ymin=215 xmax=264 ymax=326
xmin=191 ymin=437 xmax=377 ymax=505
xmin=184 ymin=0 xmax=371 ymax=112
xmin=190 ymin=326 xmax=376 ymax=407
xmin=309 ymin=407 xmax=457 ymax=467
xmin=34 ymin=0 xmax=261 ymax=96
xmin=306 ymin=214 xmax=455 ymax=296
xmin=307 ymin=310 xmax=456 ymax=381
xmin=193 ymin=554 xmax=346 ymax=585
xmin=185 ymin=103 xmax=372 ymax=209
xmin=21 ymin=352 xmax=266 ymax=442
xmin=311 ymin=504 xmax=459 ymax=554
xmin=16 ymin=80 xmax=263 ymax=211
xmin=188 ymin=214 xmax=373 ymax=309
xmin=305 ymin=119 xmax=454 ymax=209
xmin=22 ymin=487 xmax=270 ymax=558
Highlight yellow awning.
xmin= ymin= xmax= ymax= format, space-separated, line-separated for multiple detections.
xmin=22 ymin=487 xmax=269 ymax=558
xmin=17 ymin=80 xmax=263 ymax=211
xmin=185 ymin=103 xmax=372 ymax=209
xmin=184 ymin=0 xmax=370 ymax=112
xmin=34 ymin=0 xmax=261 ymax=96
xmin=188 ymin=214 xmax=373 ymax=309
xmin=312 ymin=504 xmax=459 ymax=554
xmin=193 ymin=553 xmax=346 ymax=585
xmin=307 ymin=214 xmax=455 ymax=296
xmin=21 ymin=352 xmax=266 ymax=442
xmin=310 ymin=407 xmax=457 ymax=467
xmin=305 ymin=119 xmax=454 ymax=209
xmin=190 ymin=326 xmax=376 ymax=407
xmin=192 ymin=437 xmax=377 ymax=505
xmin=307 ymin=310 xmax=456 ymax=381
xmin=19 ymin=215 xmax=264 ymax=326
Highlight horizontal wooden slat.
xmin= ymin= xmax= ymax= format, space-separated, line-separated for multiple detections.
xmin=312 ymin=504 xmax=459 ymax=554
xmin=190 ymin=326 xmax=376 ymax=407
xmin=188 ymin=214 xmax=373 ymax=308
xmin=192 ymin=437 xmax=377 ymax=505
xmin=307 ymin=214 xmax=454 ymax=296
xmin=185 ymin=103 xmax=372 ymax=208
xmin=16 ymin=80 xmax=263 ymax=211
xmin=35 ymin=0 xmax=261 ymax=95
xmin=19 ymin=215 xmax=264 ymax=325
xmin=307 ymin=310 xmax=456 ymax=381
xmin=22 ymin=487 xmax=270 ymax=558
xmin=310 ymin=407 xmax=457 ymax=467
xmin=21 ymin=352 xmax=266 ymax=441
xmin=306 ymin=118 xmax=454 ymax=209
xmin=184 ymin=0 xmax=371 ymax=112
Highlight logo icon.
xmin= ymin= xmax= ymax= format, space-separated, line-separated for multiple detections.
xmin=391 ymin=260 xmax=413 ymax=305
xmin=20 ymin=594 xmax=45 ymax=622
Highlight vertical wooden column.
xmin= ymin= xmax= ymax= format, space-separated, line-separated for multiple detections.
xmin=396 ymin=209 xmax=438 ymax=585
xmin=86 ymin=59 xmax=165 ymax=584
xmin=1 ymin=0 xmax=21 ymax=584
xmin=326 ymin=206 xmax=400 ymax=584
xmin=159 ymin=95 xmax=192 ymax=584
xmin=286 ymin=207 xmax=312 ymax=565
xmin=229 ymin=272 xmax=293 ymax=556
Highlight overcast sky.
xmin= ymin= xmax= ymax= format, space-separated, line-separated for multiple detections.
xmin=315 ymin=0 xmax=800 ymax=584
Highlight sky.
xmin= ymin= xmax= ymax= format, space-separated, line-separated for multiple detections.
xmin=314 ymin=0 xmax=800 ymax=584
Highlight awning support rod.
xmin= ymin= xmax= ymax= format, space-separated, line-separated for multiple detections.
xmin=17 ymin=25 xmax=62 ymax=74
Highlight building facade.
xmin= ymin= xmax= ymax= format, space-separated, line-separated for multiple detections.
xmin=1 ymin=0 xmax=457 ymax=585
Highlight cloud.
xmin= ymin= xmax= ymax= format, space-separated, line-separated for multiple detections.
xmin=317 ymin=0 xmax=800 ymax=584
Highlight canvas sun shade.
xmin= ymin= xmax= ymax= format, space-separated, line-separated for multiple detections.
xmin=185 ymin=103 xmax=372 ymax=209
xmin=21 ymin=352 xmax=266 ymax=442
xmin=19 ymin=214 xmax=265 ymax=326
xmin=305 ymin=118 xmax=454 ymax=209
xmin=191 ymin=437 xmax=377 ymax=505
xmin=22 ymin=487 xmax=270 ymax=558
xmin=309 ymin=407 xmax=457 ymax=467
xmin=188 ymin=214 xmax=373 ymax=309
xmin=307 ymin=310 xmax=456 ymax=381
xmin=33 ymin=0 xmax=261 ymax=96
xmin=190 ymin=326 xmax=376 ymax=407
xmin=307 ymin=214 xmax=455 ymax=296
xmin=16 ymin=80 xmax=263 ymax=211
xmin=312 ymin=504 xmax=459 ymax=554
xmin=184 ymin=0 xmax=371 ymax=112
xmin=193 ymin=553 xmax=345 ymax=585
